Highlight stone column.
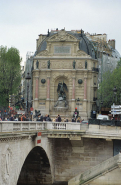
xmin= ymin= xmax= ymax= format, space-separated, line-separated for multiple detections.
xmin=72 ymin=77 xmax=75 ymax=100
xmin=46 ymin=76 xmax=50 ymax=114
xmin=83 ymin=73 xmax=88 ymax=120
xmin=71 ymin=77 xmax=76 ymax=116
xmin=46 ymin=77 xmax=50 ymax=100
xmin=34 ymin=77 xmax=39 ymax=109
xmin=35 ymin=78 xmax=39 ymax=99
xmin=84 ymin=77 xmax=87 ymax=100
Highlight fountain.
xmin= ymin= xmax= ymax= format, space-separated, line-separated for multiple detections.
xmin=54 ymin=82 xmax=68 ymax=111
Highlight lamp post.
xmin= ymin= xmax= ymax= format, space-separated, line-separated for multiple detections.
xmin=25 ymin=72 xmax=31 ymax=118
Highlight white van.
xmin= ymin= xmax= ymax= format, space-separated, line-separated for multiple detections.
xmin=97 ymin=115 xmax=109 ymax=120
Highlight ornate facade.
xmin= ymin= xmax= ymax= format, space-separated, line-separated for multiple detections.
xmin=32 ymin=29 xmax=98 ymax=120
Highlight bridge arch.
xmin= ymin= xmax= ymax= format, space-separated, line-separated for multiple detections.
xmin=17 ymin=146 xmax=52 ymax=185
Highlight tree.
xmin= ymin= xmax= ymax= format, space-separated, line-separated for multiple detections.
xmin=0 ymin=46 xmax=21 ymax=108
xmin=97 ymin=64 xmax=121 ymax=108
xmin=116 ymin=58 xmax=121 ymax=68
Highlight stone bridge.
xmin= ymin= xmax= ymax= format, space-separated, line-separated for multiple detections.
xmin=0 ymin=121 xmax=121 ymax=185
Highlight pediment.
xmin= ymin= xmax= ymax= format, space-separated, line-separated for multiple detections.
xmin=37 ymin=50 xmax=49 ymax=56
xmin=48 ymin=30 xmax=78 ymax=42
xmin=77 ymin=50 xmax=91 ymax=57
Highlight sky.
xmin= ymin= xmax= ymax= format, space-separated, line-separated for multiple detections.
xmin=1 ymin=0 xmax=121 ymax=65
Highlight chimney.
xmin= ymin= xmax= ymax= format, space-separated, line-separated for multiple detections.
xmin=108 ymin=39 xmax=115 ymax=49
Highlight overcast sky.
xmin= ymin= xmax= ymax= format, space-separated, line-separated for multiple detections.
xmin=1 ymin=0 xmax=121 ymax=65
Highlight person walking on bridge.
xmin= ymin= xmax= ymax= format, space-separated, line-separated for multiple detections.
xmin=10 ymin=114 xmax=14 ymax=121
xmin=58 ymin=115 xmax=61 ymax=122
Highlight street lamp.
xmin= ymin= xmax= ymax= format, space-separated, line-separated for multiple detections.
xmin=77 ymin=98 xmax=80 ymax=116
xmin=25 ymin=72 xmax=31 ymax=117
xmin=113 ymin=86 xmax=117 ymax=104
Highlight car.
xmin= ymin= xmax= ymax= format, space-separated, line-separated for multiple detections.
xmin=81 ymin=120 xmax=88 ymax=124
xmin=97 ymin=115 xmax=109 ymax=120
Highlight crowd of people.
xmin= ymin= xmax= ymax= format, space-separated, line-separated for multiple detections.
xmin=36 ymin=114 xmax=65 ymax=122
xmin=0 ymin=114 xmax=31 ymax=121
xmin=36 ymin=113 xmax=83 ymax=123
xmin=0 ymin=113 xmax=83 ymax=123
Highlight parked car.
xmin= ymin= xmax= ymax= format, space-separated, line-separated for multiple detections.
xmin=97 ymin=114 xmax=109 ymax=120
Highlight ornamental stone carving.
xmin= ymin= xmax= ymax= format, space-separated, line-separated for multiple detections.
xmin=52 ymin=61 xmax=71 ymax=69
xmin=48 ymin=30 xmax=77 ymax=42
xmin=78 ymin=62 xmax=84 ymax=69
xmin=41 ymin=62 xmax=47 ymax=68
xmin=38 ymin=50 xmax=49 ymax=56
xmin=77 ymin=50 xmax=89 ymax=56
xmin=2 ymin=144 xmax=12 ymax=184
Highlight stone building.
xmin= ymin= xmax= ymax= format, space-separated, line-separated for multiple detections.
xmin=85 ymin=32 xmax=121 ymax=84
xmin=32 ymin=29 xmax=98 ymax=120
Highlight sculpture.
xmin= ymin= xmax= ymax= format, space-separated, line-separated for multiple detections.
xmin=85 ymin=60 xmax=87 ymax=69
xmin=54 ymin=82 xmax=68 ymax=107
xmin=57 ymin=82 xmax=68 ymax=100
xmin=47 ymin=60 xmax=50 ymax=69
xmin=36 ymin=60 xmax=39 ymax=69
xmin=73 ymin=60 xmax=76 ymax=69
xmin=34 ymin=110 xmax=41 ymax=119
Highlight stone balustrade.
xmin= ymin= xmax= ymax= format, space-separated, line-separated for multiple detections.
xmin=0 ymin=121 xmax=88 ymax=133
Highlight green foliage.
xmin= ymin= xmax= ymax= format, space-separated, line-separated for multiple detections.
xmin=98 ymin=66 xmax=121 ymax=108
xmin=117 ymin=58 xmax=121 ymax=68
xmin=0 ymin=46 xmax=21 ymax=108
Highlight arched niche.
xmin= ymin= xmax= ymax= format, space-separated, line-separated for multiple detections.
xmin=54 ymin=76 xmax=69 ymax=103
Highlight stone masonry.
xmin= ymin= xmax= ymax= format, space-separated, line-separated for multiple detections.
xmin=0 ymin=131 xmax=113 ymax=185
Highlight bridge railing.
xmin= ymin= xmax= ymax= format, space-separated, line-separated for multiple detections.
xmin=89 ymin=118 xmax=121 ymax=126
xmin=0 ymin=121 xmax=88 ymax=132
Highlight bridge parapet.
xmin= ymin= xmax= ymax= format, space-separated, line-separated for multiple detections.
xmin=0 ymin=121 xmax=88 ymax=133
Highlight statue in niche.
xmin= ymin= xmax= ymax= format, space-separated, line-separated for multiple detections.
xmin=73 ymin=60 xmax=76 ymax=69
xmin=36 ymin=60 xmax=39 ymax=69
xmin=85 ymin=60 xmax=87 ymax=69
xmin=54 ymin=81 xmax=68 ymax=107
xmin=34 ymin=110 xmax=41 ymax=119
xmin=47 ymin=60 xmax=50 ymax=69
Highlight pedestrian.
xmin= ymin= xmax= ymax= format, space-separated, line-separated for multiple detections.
xmin=77 ymin=117 xmax=81 ymax=122
xmin=21 ymin=114 xmax=24 ymax=121
xmin=37 ymin=113 xmax=41 ymax=121
xmin=46 ymin=115 xmax=52 ymax=121
xmin=23 ymin=114 xmax=26 ymax=121
xmin=18 ymin=115 xmax=21 ymax=121
xmin=56 ymin=116 xmax=58 ymax=122
xmin=43 ymin=114 xmax=47 ymax=121
xmin=21 ymin=114 xmax=26 ymax=121
xmin=72 ymin=117 xmax=76 ymax=122
xmin=10 ymin=114 xmax=14 ymax=121
xmin=37 ymin=113 xmax=43 ymax=121
xmin=58 ymin=115 xmax=61 ymax=122
xmin=52 ymin=118 xmax=55 ymax=122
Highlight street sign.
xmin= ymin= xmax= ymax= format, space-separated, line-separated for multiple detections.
xmin=111 ymin=103 xmax=121 ymax=116
xmin=30 ymin=107 xmax=33 ymax=111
